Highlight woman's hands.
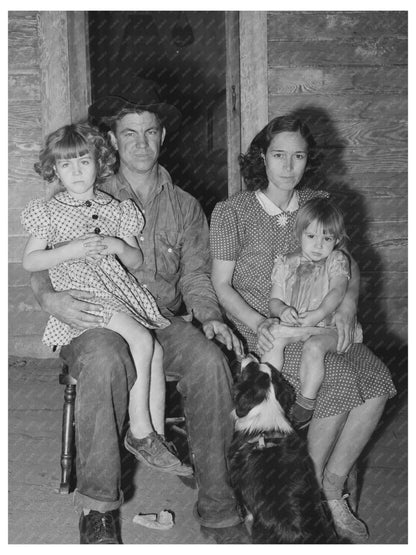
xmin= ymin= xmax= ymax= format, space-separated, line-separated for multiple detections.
xmin=334 ymin=303 xmax=357 ymax=353
xmin=256 ymin=317 xmax=280 ymax=355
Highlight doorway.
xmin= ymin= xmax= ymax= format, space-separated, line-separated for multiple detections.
xmin=88 ymin=11 xmax=234 ymax=220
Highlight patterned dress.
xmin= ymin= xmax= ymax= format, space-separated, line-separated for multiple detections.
xmin=210 ymin=188 xmax=396 ymax=417
xmin=21 ymin=190 xmax=170 ymax=348
xmin=271 ymin=249 xmax=363 ymax=341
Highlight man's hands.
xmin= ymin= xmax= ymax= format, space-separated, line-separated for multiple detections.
xmin=44 ymin=289 xmax=104 ymax=330
xmin=202 ymin=319 xmax=243 ymax=357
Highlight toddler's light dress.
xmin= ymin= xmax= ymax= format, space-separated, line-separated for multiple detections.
xmin=271 ymin=249 xmax=362 ymax=342
xmin=21 ymin=190 xmax=170 ymax=348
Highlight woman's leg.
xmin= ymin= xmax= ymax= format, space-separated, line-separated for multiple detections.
xmin=106 ymin=312 xmax=155 ymax=438
xmin=308 ymin=395 xmax=388 ymax=542
xmin=325 ymin=394 xmax=388 ymax=478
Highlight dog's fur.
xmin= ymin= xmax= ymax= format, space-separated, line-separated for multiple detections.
xmin=229 ymin=357 xmax=338 ymax=544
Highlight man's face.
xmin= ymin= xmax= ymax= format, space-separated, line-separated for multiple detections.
xmin=109 ymin=111 xmax=166 ymax=174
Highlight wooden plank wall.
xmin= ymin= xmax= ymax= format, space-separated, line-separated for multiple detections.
xmin=267 ymin=11 xmax=407 ymax=370
xmin=8 ymin=11 xmax=52 ymax=358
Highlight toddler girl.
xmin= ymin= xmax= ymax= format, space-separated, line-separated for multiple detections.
xmin=262 ymin=197 xmax=362 ymax=429
xmin=21 ymin=123 xmax=191 ymax=475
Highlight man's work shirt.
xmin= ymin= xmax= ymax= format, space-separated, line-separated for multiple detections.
xmin=100 ymin=165 xmax=222 ymax=323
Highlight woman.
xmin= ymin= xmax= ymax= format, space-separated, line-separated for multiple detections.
xmin=210 ymin=115 xmax=396 ymax=543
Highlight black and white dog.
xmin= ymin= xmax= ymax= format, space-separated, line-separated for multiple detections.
xmin=228 ymin=356 xmax=338 ymax=544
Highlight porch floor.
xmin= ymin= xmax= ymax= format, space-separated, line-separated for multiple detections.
xmin=8 ymin=356 xmax=407 ymax=544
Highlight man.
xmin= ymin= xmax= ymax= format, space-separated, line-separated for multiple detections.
xmin=31 ymin=78 xmax=250 ymax=544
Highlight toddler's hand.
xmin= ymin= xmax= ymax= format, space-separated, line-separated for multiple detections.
xmin=298 ymin=310 xmax=322 ymax=327
xmin=280 ymin=306 xmax=299 ymax=325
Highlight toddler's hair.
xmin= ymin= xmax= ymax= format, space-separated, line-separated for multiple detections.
xmin=34 ymin=123 xmax=116 ymax=184
xmin=295 ymin=197 xmax=348 ymax=249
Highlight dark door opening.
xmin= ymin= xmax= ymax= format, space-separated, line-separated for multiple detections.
xmin=88 ymin=11 xmax=228 ymax=220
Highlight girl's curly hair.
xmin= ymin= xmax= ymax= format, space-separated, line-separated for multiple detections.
xmin=34 ymin=123 xmax=116 ymax=184
xmin=239 ymin=115 xmax=319 ymax=191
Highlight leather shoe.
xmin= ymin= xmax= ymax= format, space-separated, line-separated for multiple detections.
xmin=124 ymin=428 xmax=193 ymax=476
xmin=79 ymin=510 xmax=120 ymax=544
xmin=200 ymin=522 xmax=251 ymax=543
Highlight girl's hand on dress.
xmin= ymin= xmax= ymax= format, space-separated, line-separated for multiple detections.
xmin=280 ymin=306 xmax=299 ymax=325
xmin=68 ymin=234 xmax=106 ymax=260
xmin=95 ymin=235 xmax=124 ymax=256
xmin=256 ymin=318 xmax=280 ymax=355
xmin=298 ymin=309 xmax=323 ymax=327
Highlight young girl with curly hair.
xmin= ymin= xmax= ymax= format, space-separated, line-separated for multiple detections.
xmin=21 ymin=123 xmax=191 ymax=475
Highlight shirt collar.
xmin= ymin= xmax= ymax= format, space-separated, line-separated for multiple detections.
xmin=255 ymin=190 xmax=299 ymax=216
xmin=115 ymin=165 xmax=173 ymax=206
xmin=53 ymin=190 xmax=112 ymax=207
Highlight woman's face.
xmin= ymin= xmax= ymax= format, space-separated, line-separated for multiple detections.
xmin=263 ymin=131 xmax=308 ymax=192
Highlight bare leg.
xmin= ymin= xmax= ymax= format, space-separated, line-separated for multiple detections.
xmin=148 ymin=341 xmax=166 ymax=436
xmin=307 ymin=412 xmax=348 ymax=484
xmin=325 ymin=394 xmax=388 ymax=477
xmin=261 ymin=335 xmax=295 ymax=370
xmin=300 ymin=333 xmax=337 ymax=399
xmin=308 ymin=395 xmax=388 ymax=542
xmin=106 ymin=312 xmax=155 ymax=438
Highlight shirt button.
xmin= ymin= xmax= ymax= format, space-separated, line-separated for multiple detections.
xmin=143 ymin=284 xmax=147 ymax=288
xmin=167 ymin=247 xmax=172 ymax=253
xmin=94 ymin=227 xmax=101 ymax=234
xmin=139 ymin=236 xmax=144 ymax=241
xmin=85 ymin=200 xmax=92 ymax=207
xmin=92 ymin=214 xmax=98 ymax=220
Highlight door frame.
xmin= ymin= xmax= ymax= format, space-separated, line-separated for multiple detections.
xmin=226 ymin=11 xmax=268 ymax=194
xmin=64 ymin=11 xmax=268 ymax=197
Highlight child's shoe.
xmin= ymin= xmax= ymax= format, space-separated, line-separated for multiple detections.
xmin=124 ymin=429 xmax=193 ymax=476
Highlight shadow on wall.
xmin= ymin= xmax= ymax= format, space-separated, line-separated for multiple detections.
xmin=289 ymin=105 xmax=407 ymax=412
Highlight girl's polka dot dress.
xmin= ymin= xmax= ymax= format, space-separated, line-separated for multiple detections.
xmin=21 ymin=190 xmax=169 ymax=348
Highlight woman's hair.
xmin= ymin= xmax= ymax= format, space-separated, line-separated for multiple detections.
xmin=239 ymin=115 xmax=318 ymax=191
xmin=294 ymin=197 xmax=348 ymax=249
xmin=34 ymin=123 xmax=116 ymax=184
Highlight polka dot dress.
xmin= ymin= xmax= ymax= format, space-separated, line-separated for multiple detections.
xmin=210 ymin=189 xmax=396 ymax=417
xmin=21 ymin=191 xmax=169 ymax=348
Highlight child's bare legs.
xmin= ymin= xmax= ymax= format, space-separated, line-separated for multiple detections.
xmin=147 ymin=341 xmax=165 ymax=435
xmin=261 ymin=335 xmax=297 ymax=370
xmin=261 ymin=324 xmax=323 ymax=369
xmin=106 ymin=312 xmax=156 ymax=437
xmin=291 ymin=333 xmax=338 ymax=429
xmin=106 ymin=312 xmax=192 ymax=475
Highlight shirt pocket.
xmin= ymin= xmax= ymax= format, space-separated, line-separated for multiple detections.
xmin=155 ymin=231 xmax=181 ymax=275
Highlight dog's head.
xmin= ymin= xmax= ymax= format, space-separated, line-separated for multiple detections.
xmin=232 ymin=355 xmax=295 ymax=434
